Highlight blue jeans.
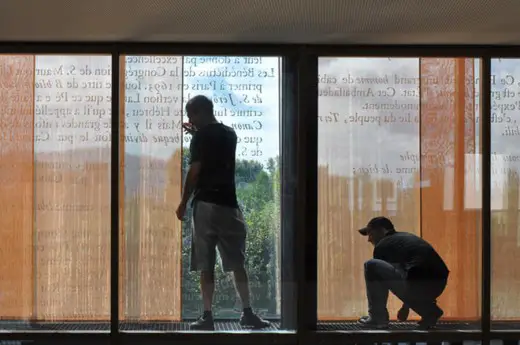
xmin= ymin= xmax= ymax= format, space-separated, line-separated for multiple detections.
xmin=364 ymin=259 xmax=446 ymax=320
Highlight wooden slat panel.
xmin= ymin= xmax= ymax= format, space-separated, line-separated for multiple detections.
xmin=34 ymin=56 xmax=111 ymax=320
xmin=120 ymin=56 xmax=183 ymax=321
xmin=492 ymin=173 xmax=520 ymax=319
xmin=420 ymin=58 xmax=479 ymax=319
xmin=0 ymin=55 xmax=35 ymax=319
xmin=317 ymin=172 xmax=421 ymax=319
xmin=318 ymin=57 xmax=480 ymax=321
xmin=490 ymin=59 xmax=520 ymax=320
xmin=317 ymin=58 xmax=421 ymax=320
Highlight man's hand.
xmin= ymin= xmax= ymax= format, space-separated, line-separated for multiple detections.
xmin=182 ymin=123 xmax=197 ymax=136
xmin=397 ymin=305 xmax=410 ymax=321
xmin=176 ymin=202 xmax=187 ymax=221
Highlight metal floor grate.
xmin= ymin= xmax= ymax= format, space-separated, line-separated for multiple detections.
xmin=0 ymin=321 xmax=280 ymax=332
xmin=2 ymin=320 xmax=520 ymax=332
xmin=119 ymin=321 xmax=281 ymax=331
xmin=317 ymin=321 xmax=480 ymax=331
xmin=492 ymin=322 xmax=520 ymax=331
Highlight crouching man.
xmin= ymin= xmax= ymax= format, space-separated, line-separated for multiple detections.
xmin=358 ymin=217 xmax=449 ymax=330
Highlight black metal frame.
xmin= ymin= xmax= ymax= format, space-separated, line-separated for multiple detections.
xmin=280 ymin=50 xmax=299 ymax=331
xmin=481 ymin=57 xmax=492 ymax=345
xmin=0 ymin=41 xmax=518 ymax=345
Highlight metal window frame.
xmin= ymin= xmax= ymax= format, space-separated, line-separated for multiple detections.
xmin=280 ymin=50 xmax=299 ymax=331
xmin=0 ymin=41 xmax=517 ymax=345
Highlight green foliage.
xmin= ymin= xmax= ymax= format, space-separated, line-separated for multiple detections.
xmin=181 ymin=149 xmax=281 ymax=318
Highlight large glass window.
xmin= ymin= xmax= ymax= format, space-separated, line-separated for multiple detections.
xmin=119 ymin=55 xmax=184 ymax=323
xmin=0 ymin=54 xmax=111 ymax=330
xmin=491 ymin=58 xmax=520 ymax=330
xmin=317 ymin=57 xmax=482 ymax=329
xmin=0 ymin=53 xmax=287 ymax=333
xmin=120 ymin=56 xmax=284 ymax=331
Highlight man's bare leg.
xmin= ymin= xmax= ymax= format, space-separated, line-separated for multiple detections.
xmin=233 ymin=266 xmax=270 ymax=328
xmin=190 ymin=270 xmax=216 ymax=330
xmin=232 ymin=266 xmax=251 ymax=308
xmin=201 ymin=270 xmax=215 ymax=311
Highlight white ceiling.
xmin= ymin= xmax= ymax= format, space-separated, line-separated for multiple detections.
xmin=0 ymin=0 xmax=519 ymax=44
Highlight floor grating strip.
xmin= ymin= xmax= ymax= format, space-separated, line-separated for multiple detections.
xmin=317 ymin=321 xmax=480 ymax=331
xmin=0 ymin=321 xmax=280 ymax=332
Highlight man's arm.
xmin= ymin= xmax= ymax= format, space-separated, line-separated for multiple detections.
xmin=180 ymin=161 xmax=201 ymax=205
xmin=373 ymin=245 xmax=384 ymax=261
xmin=180 ymin=132 xmax=203 ymax=206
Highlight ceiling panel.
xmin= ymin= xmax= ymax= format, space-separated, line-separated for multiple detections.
xmin=0 ymin=0 xmax=518 ymax=44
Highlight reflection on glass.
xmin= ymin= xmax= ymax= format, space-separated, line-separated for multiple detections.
xmin=0 ymin=55 xmax=112 ymax=328
xmin=120 ymin=55 xmax=184 ymax=321
xmin=120 ymin=56 xmax=282 ymax=330
xmin=317 ymin=58 xmax=481 ymax=326
xmin=491 ymin=58 xmax=520 ymax=329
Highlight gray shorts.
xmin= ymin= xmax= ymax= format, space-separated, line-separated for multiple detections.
xmin=191 ymin=200 xmax=247 ymax=272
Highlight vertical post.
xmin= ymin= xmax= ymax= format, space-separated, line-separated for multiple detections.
xmin=280 ymin=53 xmax=298 ymax=329
xmin=454 ymin=58 xmax=467 ymax=312
xmin=480 ymin=56 xmax=492 ymax=345
xmin=179 ymin=56 xmax=185 ymax=319
xmin=418 ymin=58 xmax=423 ymax=238
xmin=110 ymin=48 xmax=121 ymax=342
xmin=295 ymin=47 xmax=318 ymax=334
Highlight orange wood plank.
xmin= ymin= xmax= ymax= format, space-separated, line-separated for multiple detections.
xmin=34 ymin=56 xmax=111 ymax=321
xmin=420 ymin=58 xmax=480 ymax=319
xmin=0 ymin=55 xmax=35 ymax=319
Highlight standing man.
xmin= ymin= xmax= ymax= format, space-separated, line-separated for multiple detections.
xmin=176 ymin=95 xmax=271 ymax=330
xmin=358 ymin=217 xmax=449 ymax=330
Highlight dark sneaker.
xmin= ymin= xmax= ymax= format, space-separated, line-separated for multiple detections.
xmin=358 ymin=315 xmax=389 ymax=329
xmin=240 ymin=312 xmax=271 ymax=329
xmin=417 ymin=307 xmax=443 ymax=330
xmin=190 ymin=314 xmax=215 ymax=330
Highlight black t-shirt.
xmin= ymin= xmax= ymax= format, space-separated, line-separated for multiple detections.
xmin=189 ymin=123 xmax=239 ymax=208
xmin=373 ymin=231 xmax=449 ymax=281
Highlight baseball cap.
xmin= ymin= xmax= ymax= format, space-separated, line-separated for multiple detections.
xmin=358 ymin=216 xmax=395 ymax=236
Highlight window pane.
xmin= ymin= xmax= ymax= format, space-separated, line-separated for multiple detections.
xmin=120 ymin=55 xmax=184 ymax=322
xmin=34 ymin=55 xmax=112 ymax=323
xmin=491 ymin=58 xmax=520 ymax=329
xmin=0 ymin=55 xmax=111 ymax=330
xmin=317 ymin=57 xmax=481 ymax=330
xmin=0 ymin=55 xmax=35 ymax=320
xmin=120 ymin=56 xmax=284 ymax=331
